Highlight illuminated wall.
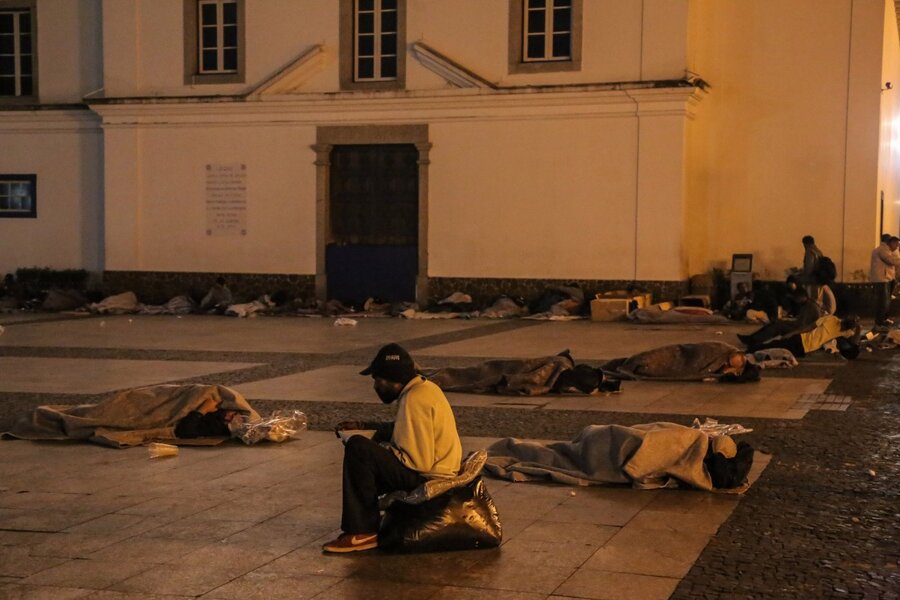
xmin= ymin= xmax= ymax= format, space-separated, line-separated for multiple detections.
xmin=5 ymin=0 xmax=900 ymax=287
xmin=686 ymin=0 xmax=900 ymax=281
xmin=0 ymin=0 xmax=103 ymax=276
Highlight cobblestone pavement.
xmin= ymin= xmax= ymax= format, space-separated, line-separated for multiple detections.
xmin=0 ymin=313 xmax=898 ymax=599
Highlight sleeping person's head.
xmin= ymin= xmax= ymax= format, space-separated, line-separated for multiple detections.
xmin=553 ymin=365 xmax=604 ymax=394
xmin=717 ymin=351 xmax=760 ymax=383
xmin=706 ymin=440 xmax=755 ymax=489
xmin=719 ymin=361 xmax=761 ymax=384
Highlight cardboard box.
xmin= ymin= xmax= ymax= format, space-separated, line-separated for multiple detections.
xmin=591 ymin=298 xmax=630 ymax=321
xmin=590 ymin=292 xmax=653 ymax=322
xmin=632 ymin=292 xmax=652 ymax=310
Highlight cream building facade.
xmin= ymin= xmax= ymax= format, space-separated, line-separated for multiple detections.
xmin=2 ymin=0 xmax=899 ymax=305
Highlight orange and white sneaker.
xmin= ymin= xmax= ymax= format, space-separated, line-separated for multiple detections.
xmin=322 ymin=532 xmax=378 ymax=553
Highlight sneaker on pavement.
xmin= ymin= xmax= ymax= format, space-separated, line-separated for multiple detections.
xmin=322 ymin=532 xmax=378 ymax=553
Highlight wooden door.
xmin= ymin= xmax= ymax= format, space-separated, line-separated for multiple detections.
xmin=326 ymin=144 xmax=419 ymax=306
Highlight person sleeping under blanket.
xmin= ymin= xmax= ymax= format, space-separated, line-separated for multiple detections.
xmin=602 ymin=341 xmax=760 ymax=383
xmin=2 ymin=384 xmax=258 ymax=448
xmin=173 ymin=394 xmax=245 ymax=438
xmin=484 ymin=422 xmax=755 ymax=491
xmin=423 ymin=350 xmax=621 ymax=396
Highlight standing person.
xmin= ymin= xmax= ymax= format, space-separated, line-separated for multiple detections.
xmin=870 ymin=236 xmax=900 ymax=326
xmin=801 ymin=235 xmax=823 ymax=298
xmin=323 ymin=343 xmax=462 ymax=553
xmin=881 ymin=233 xmax=900 ymax=300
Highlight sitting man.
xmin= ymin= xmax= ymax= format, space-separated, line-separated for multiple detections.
xmin=200 ymin=276 xmax=233 ymax=313
xmin=721 ymin=282 xmax=755 ymax=321
xmin=323 ymin=343 xmax=462 ymax=553
xmin=816 ymin=283 xmax=837 ymax=316
xmin=742 ymin=314 xmax=861 ymax=358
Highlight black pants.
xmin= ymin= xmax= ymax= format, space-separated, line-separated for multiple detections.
xmin=875 ymin=282 xmax=893 ymax=325
xmin=341 ymin=435 xmax=424 ymax=534
xmin=742 ymin=320 xmax=801 ymax=346
xmin=751 ymin=334 xmax=806 ymax=357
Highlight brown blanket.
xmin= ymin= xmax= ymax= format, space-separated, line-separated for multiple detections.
xmin=2 ymin=384 xmax=259 ymax=448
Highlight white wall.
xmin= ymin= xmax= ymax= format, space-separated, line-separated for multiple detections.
xmin=0 ymin=0 xmax=104 ymax=275
xmin=102 ymin=121 xmax=317 ymax=274
xmin=877 ymin=0 xmax=900 ymax=251
xmin=843 ymin=0 xmax=885 ymax=281
xmin=428 ymin=117 xmax=639 ymax=280
xmin=686 ymin=0 xmax=889 ymax=281
xmin=36 ymin=0 xmax=103 ymax=103
xmin=428 ymin=102 xmax=690 ymax=281
xmin=95 ymin=84 xmax=696 ymax=280
xmin=90 ymin=0 xmax=900 ymax=287
xmin=0 ymin=113 xmax=103 ymax=276
xmin=101 ymin=0 xmax=692 ymax=97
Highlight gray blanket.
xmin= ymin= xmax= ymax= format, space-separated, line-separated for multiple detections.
xmin=425 ymin=354 xmax=574 ymax=395
xmin=484 ymin=422 xmax=717 ymax=490
xmin=628 ymin=308 xmax=730 ymax=324
xmin=2 ymin=384 xmax=259 ymax=448
xmin=603 ymin=341 xmax=739 ymax=381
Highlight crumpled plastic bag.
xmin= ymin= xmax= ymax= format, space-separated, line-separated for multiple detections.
xmin=229 ymin=410 xmax=308 ymax=445
xmin=147 ymin=442 xmax=179 ymax=458
xmin=378 ymin=476 xmax=502 ymax=553
xmin=381 ymin=450 xmax=487 ymax=508
xmin=692 ymin=417 xmax=752 ymax=437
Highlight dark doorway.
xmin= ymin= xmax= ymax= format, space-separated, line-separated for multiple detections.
xmin=326 ymin=144 xmax=419 ymax=306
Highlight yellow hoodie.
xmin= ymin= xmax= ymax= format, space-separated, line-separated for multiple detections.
xmin=390 ymin=377 xmax=462 ymax=478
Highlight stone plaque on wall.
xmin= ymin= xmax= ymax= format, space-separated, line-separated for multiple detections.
xmin=205 ymin=163 xmax=247 ymax=236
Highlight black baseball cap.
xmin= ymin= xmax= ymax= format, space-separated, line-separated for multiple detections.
xmin=360 ymin=343 xmax=417 ymax=383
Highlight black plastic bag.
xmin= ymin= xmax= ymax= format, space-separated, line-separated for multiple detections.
xmin=379 ymin=476 xmax=502 ymax=553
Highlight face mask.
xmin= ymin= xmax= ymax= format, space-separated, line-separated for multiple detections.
xmin=375 ymin=384 xmax=401 ymax=404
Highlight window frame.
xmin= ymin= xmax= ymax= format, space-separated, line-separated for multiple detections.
xmin=0 ymin=0 xmax=38 ymax=104
xmin=339 ymin=0 xmax=406 ymax=91
xmin=508 ymin=0 xmax=582 ymax=75
xmin=0 ymin=174 xmax=37 ymax=219
xmin=183 ymin=0 xmax=245 ymax=85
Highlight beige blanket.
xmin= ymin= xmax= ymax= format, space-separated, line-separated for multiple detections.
xmin=2 ymin=384 xmax=259 ymax=448
xmin=484 ymin=422 xmax=719 ymax=491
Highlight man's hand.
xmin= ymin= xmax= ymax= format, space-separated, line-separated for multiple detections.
xmin=334 ymin=420 xmax=365 ymax=438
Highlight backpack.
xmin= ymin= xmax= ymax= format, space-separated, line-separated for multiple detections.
xmin=815 ymin=256 xmax=837 ymax=283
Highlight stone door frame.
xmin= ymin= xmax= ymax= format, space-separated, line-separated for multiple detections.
xmin=313 ymin=124 xmax=431 ymax=303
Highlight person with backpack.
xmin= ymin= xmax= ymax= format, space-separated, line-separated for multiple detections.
xmin=801 ymin=235 xmax=823 ymax=298
xmin=870 ymin=236 xmax=900 ymax=326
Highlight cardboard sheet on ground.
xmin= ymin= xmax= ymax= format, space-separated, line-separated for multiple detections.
xmin=484 ymin=422 xmax=750 ymax=492
xmin=2 ymin=384 xmax=259 ymax=448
